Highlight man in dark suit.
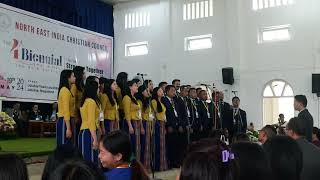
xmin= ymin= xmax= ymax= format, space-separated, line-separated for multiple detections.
xmin=197 ymin=90 xmax=213 ymax=138
xmin=213 ymin=91 xmax=233 ymax=140
xmin=172 ymin=79 xmax=181 ymax=97
xmin=188 ymin=88 xmax=201 ymax=141
xmin=294 ymin=95 xmax=314 ymax=142
xmin=286 ymin=117 xmax=320 ymax=180
xmin=231 ymin=97 xmax=247 ymax=137
xmin=163 ymin=85 xmax=181 ymax=168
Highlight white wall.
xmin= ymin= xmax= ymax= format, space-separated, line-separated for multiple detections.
xmin=113 ymin=0 xmax=320 ymax=128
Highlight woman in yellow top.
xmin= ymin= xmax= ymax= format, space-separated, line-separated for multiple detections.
xmin=151 ymin=87 xmax=168 ymax=171
xmin=57 ymin=70 xmax=76 ymax=146
xmin=79 ymin=80 xmax=101 ymax=165
xmin=116 ymin=72 xmax=128 ymax=130
xmin=70 ymin=66 xmax=86 ymax=145
xmin=136 ymin=85 xmax=152 ymax=171
xmin=101 ymin=79 xmax=120 ymax=133
xmin=122 ymin=79 xmax=142 ymax=161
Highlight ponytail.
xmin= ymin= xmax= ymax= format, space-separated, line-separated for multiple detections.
xmin=130 ymin=159 xmax=150 ymax=180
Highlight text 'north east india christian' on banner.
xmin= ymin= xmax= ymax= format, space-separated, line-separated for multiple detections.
xmin=0 ymin=3 xmax=113 ymax=102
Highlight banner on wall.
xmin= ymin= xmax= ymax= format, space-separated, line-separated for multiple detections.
xmin=0 ymin=3 xmax=113 ymax=102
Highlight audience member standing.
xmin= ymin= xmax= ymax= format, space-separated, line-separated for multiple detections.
xmin=294 ymin=95 xmax=313 ymax=142
xmin=286 ymin=117 xmax=320 ymax=180
xmin=263 ymin=136 xmax=303 ymax=180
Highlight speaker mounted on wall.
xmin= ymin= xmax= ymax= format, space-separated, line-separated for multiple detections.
xmin=312 ymin=74 xmax=320 ymax=97
xmin=222 ymin=67 xmax=234 ymax=85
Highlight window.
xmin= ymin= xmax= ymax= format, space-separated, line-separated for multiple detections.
xmin=259 ymin=25 xmax=291 ymax=43
xmin=253 ymin=0 xmax=294 ymax=10
xmin=125 ymin=42 xmax=148 ymax=57
xmin=184 ymin=34 xmax=213 ymax=51
xmin=183 ymin=0 xmax=213 ymax=21
xmin=263 ymin=80 xmax=294 ymax=126
xmin=125 ymin=12 xmax=150 ymax=29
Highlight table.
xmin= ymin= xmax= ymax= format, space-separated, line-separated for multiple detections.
xmin=28 ymin=120 xmax=56 ymax=137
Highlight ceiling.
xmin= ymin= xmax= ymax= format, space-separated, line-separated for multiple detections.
xmin=100 ymin=0 xmax=139 ymax=5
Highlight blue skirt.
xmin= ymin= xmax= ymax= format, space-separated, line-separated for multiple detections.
xmin=78 ymin=129 xmax=98 ymax=165
xmin=56 ymin=117 xmax=76 ymax=146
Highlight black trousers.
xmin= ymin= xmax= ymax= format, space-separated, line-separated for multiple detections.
xmin=166 ymin=129 xmax=188 ymax=168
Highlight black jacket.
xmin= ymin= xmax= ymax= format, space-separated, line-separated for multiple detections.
xmin=163 ymin=96 xmax=180 ymax=129
xmin=297 ymin=109 xmax=314 ymax=142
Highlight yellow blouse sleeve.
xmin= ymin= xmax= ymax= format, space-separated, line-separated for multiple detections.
xmin=87 ymin=100 xmax=97 ymax=131
xmin=151 ymin=100 xmax=157 ymax=113
xmin=100 ymin=94 xmax=107 ymax=115
xmin=123 ymin=96 xmax=131 ymax=121
xmin=60 ymin=88 xmax=70 ymax=121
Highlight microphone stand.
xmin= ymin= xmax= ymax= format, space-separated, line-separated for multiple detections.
xmin=138 ymin=74 xmax=162 ymax=180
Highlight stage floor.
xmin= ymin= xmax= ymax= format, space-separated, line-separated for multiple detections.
xmin=0 ymin=138 xmax=55 ymax=157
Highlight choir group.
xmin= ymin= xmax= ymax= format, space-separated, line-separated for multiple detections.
xmin=56 ymin=67 xmax=248 ymax=171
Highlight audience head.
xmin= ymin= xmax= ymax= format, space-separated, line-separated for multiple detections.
xmin=58 ymin=70 xmax=75 ymax=93
xmin=49 ymin=160 xmax=104 ymax=180
xmin=158 ymin=82 xmax=168 ymax=92
xmin=99 ymin=131 xmax=149 ymax=180
xmin=233 ymin=133 xmax=250 ymax=143
xmin=172 ymin=79 xmax=181 ymax=90
xmin=0 ymin=154 xmax=28 ymax=180
xmin=286 ymin=117 xmax=305 ymax=140
xmin=279 ymin=113 xmax=284 ymax=120
xmin=189 ymin=88 xmax=197 ymax=99
xmin=42 ymin=144 xmax=83 ymax=180
xmin=165 ymin=85 xmax=176 ymax=98
xmin=294 ymin=95 xmax=307 ymax=111
xmin=232 ymin=97 xmax=240 ymax=108
xmin=258 ymin=125 xmax=277 ymax=144
xmin=312 ymin=127 xmax=320 ymax=141
xmin=73 ymin=66 xmax=85 ymax=91
xmin=231 ymin=142 xmax=271 ymax=180
xmin=263 ymin=136 xmax=303 ymax=180
xmin=180 ymin=85 xmax=189 ymax=98
xmin=179 ymin=138 xmax=238 ymax=180
xmin=199 ymin=90 xmax=208 ymax=101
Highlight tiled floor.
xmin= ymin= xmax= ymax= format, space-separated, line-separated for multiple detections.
xmin=27 ymin=163 xmax=178 ymax=180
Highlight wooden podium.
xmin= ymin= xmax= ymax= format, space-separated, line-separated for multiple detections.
xmin=28 ymin=120 xmax=56 ymax=137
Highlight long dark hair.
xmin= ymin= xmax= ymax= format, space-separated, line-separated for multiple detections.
xmin=116 ymin=72 xmax=128 ymax=97
xmin=87 ymin=76 xmax=98 ymax=82
xmin=135 ymin=85 xmax=150 ymax=112
xmin=58 ymin=70 xmax=73 ymax=97
xmin=82 ymin=80 xmax=100 ymax=107
xmin=152 ymin=87 xmax=163 ymax=113
xmin=103 ymin=79 xmax=117 ymax=106
xmin=180 ymin=139 xmax=238 ymax=180
xmin=42 ymin=144 xmax=83 ymax=180
xmin=73 ymin=66 xmax=85 ymax=91
xmin=0 ymin=154 xmax=28 ymax=180
xmin=125 ymin=79 xmax=139 ymax=105
xmin=101 ymin=131 xmax=149 ymax=180
xmin=49 ymin=160 xmax=104 ymax=180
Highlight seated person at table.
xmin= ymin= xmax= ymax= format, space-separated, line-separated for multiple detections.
xmin=30 ymin=104 xmax=42 ymax=120
xmin=50 ymin=102 xmax=58 ymax=121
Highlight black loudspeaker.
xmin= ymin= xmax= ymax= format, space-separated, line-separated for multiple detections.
xmin=222 ymin=67 xmax=234 ymax=85
xmin=312 ymin=74 xmax=320 ymax=94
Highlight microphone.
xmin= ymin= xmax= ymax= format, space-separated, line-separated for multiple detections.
xmin=137 ymin=73 xmax=147 ymax=76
